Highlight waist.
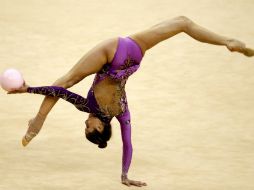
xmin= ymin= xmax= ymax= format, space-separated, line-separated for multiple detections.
xmin=87 ymin=85 xmax=127 ymax=118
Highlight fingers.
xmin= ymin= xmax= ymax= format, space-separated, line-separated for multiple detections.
xmin=129 ymin=180 xmax=147 ymax=187
xmin=7 ymin=90 xmax=19 ymax=94
xmin=122 ymin=180 xmax=147 ymax=187
xmin=6 ymin=82 xmax=28 ymax=94
xmin=7 ymin=90 xmax=26 ymax=94
xmin=6 ymin=88 xmax=22 ymax=94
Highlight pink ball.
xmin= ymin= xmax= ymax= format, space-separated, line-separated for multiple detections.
xmin=0 ymin=69 xmax=24 ymax=92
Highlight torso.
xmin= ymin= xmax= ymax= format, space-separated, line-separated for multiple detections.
xmin=93 ymin=76 xmax=125 ymax=116
xmin=88 ymin=36 xmax=144 ymax=119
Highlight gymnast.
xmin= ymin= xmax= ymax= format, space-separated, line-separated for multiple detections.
xmin=9 ymin=16 xmax=254 ymax=187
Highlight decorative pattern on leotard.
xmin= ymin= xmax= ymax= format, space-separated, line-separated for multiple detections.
xmin=92 ymin=37 xmax=143 ymax=86
xmin=27 ymin=86 xmax=113 ymax=123
xmin=108 ymin=55 xmax=140 ymax=81
xmin=27 ymin=86 xmax=91 ymax=112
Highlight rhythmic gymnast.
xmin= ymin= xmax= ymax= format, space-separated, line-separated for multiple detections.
xmin=9 ymin=16 xmax=254 ymax=187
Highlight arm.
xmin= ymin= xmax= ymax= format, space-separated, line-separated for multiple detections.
xmin=116 ymin=109 xmax=133 ymax=176
xmin=27 ymin=86 xmax=91 ymax=112
xmin=116 ymin=109 xmax=147 ymax=187
xmin=130 ymin=16 xmax=254 ymax=56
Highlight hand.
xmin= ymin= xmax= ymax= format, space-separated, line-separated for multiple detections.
xmin=7 ymin=81 xmax=29 ymax=94
xmin=121 ymin=174 xmax=147 ymax=187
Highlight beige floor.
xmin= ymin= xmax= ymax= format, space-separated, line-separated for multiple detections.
xmin=0 ymin=0 xmax=254 ymax=189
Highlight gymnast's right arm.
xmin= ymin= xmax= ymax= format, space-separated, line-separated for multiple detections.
xmin=27 ymin=86 xmax=91 ymax=112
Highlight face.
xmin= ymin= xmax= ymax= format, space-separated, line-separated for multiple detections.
xmin=85 ymin=116 xmax=104 ymax=135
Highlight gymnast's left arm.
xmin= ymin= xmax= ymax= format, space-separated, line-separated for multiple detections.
xmin=116 ymin=109 xmax=147 ymax=187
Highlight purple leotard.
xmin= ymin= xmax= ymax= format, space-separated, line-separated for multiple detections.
xmin=27 ymin=37 xmax=143 ymax=175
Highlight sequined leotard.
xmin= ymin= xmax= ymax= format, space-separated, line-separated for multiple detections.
xmin=27 ymin=37 xmax=143 ymax=175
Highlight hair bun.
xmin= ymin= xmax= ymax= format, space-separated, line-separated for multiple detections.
xmin=98 ymin=142 xmax=107 ymax=148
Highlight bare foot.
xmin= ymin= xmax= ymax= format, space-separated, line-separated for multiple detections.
xmin=243 ymin=48 xmax=254 ymax=57
xmin=226 ymin=39 xmax=246 ymax=53
xmin=226 ymin=39 xmax=254 ymax=57
xmin=22 ymin=114 xmax=46 ymax=147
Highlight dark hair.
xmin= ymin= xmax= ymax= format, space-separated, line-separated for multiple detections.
xmin=85 ymin=122 xmax=112 ymax=148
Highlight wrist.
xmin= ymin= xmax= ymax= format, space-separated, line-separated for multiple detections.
xmin=25 ymin=86 xmax=30 ymax=92
xmin=121 ymin=173 xmax=128 ymax=180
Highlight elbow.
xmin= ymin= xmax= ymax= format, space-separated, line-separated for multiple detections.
xmin=123 ymin=142 xmax=133 ymax=150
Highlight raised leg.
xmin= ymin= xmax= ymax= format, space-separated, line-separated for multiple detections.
xmin=129 ymin=16 xmax=253 ymax=57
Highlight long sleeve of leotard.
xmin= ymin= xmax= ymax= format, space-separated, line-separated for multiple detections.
xmin=27 ymin=86 xmax=91 ymax=113
xmin=116 ymin=109 xmax=133 ymax=175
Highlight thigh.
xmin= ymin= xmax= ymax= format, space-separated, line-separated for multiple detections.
xmin=66 ymin=38 xmax=118 ymax=82
xmin=129 ymin=17 xmax=184 ymax=53
xmin=129 ymin=28 xmax=170 ymax=53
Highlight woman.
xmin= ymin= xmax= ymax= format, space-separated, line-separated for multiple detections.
xmin=9 ymin=16 xmax=253 ymax=187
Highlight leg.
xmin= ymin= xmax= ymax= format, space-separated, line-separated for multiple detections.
xmin=21 ymin=39 xmax=117 ymax=146
xmin=129 ymin=16 xmax=253 ymax=56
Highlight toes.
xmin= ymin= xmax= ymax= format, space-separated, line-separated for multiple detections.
xmin=22 ymin=136 xmax=29 ymax=147
xmin=244 ymin=48 xmax=254 ymax=57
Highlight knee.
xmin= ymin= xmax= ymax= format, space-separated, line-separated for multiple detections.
xmin=174 ymin=16 xmax=192 ymax=31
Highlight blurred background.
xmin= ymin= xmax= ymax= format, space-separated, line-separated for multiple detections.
xmin=0 ymin=0 xmax=254 ymax=189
